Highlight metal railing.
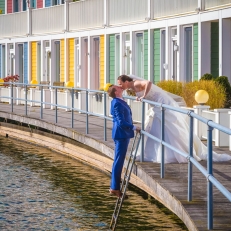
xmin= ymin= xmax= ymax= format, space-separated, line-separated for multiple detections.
xmin=0 ymin=82 xmax=231 ymax=230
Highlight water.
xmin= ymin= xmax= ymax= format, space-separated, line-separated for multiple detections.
xmin=0 ymin=136 xmax=188 ymax=230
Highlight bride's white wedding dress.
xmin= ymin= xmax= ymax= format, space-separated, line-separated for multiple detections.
xmin=135 ymin=83 xmax=231 ymax=163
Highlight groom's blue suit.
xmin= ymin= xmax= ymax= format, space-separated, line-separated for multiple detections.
xmin=110 ymin=97 xmax=134 ymax=190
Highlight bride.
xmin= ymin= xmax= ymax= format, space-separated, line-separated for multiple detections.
xmin=117 ymin=74 xmax=231 ymax=163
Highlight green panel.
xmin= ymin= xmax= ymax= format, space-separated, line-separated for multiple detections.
xmin=154 ymin=29 xmax=160 ymax=83
xmin=144 ymin=30 xmax=148 ymax=80
xmin=193 ymin=23 xmax=198 ymax=81
xmin=0 ymin=0 xmax=5 ymax=14
xmin=109 ymin=35 xmax=115 ymax=84
xmin=211 ymin=22 xmax=219 ymax=77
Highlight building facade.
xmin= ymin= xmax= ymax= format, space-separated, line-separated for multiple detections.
xmin=0 ymin=0 xmax=231 ymax=90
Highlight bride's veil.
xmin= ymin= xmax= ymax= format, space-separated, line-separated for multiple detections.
xmin=128 ymin=74 xmax=187 ymax=107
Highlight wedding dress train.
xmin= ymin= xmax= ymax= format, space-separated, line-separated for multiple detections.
xmin=134 ymin=81 xmax=231 ymax=163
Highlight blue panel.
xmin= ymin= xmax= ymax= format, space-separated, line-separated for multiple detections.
xmin=45 ymin=0 xmax=51 ymax=7
xmin=23 ymin=0 xmax=27 ymax=11
xmin=24 ymin=42 xmax=28 ymax=84
xmin=0 ymin=45 xmax=1 ymax=78
xmin=14 ymin=0 xmax=19 ymax=12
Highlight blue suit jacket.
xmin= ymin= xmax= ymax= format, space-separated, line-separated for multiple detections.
xmin=111 ymin=98 xmax=134 ymax=140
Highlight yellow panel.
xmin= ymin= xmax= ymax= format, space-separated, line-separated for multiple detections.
xmin=68 ymin=38 xmax=74 ymax=83
xmin=31 ymin=42 xmax=37 ymax=81
xmin=60 ymin=39 xmax=65 ymax=82
xmin=100 ymin=35 xmax=104 ymax=89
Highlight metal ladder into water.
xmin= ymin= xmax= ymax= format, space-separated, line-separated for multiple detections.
xmin=109 ymin=133 xmax=141 ymax=231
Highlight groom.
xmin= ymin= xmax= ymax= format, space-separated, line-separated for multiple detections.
xmin=107 ymin=85 xmax=140 ymax=198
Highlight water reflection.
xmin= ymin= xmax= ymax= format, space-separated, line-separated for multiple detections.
xmin=0 ymin=136 xmax=187 ymax=230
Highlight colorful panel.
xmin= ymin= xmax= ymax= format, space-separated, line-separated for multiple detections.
xmin=60 ymin=39 xmax=65 ymax=82
xmin=23 ymin=0 xmax=26 ymax=11
xmin=109 ymin=35 xmax=115 ymax=84
xmin=211 ymin=22 xmax=219 ymax=77
xmin=68 ymin=38 xmax=74 ymax=83
xmin=154 ymin=29 xmax=160 ymax=83
xmin=0 ymin=45 xmax=1 ymax=77
xmin=100 ymin=35 xmax=104 ymax=89
xmin=144 ymin=30 xmax=148 ymax=80
xmin=7 ymin=0 xmax=12 ymax=13
xmin=0 ymin=0 xmax=5 ymax=14
xmin=37 ymin=0 xmax=43 ymax=8
xmin=193 ymin=23 xmax=198 ymax=81
xmin=31 ymin=42 xmax=37 ymax=82
xmin=24 ymin=42 xmax=28 ymax=83
xmin=45 ymin=0 xmax=50 ymax=7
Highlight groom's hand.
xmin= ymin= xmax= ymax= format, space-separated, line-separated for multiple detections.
xmin=135 ymin=127 xmax=141 ymax=133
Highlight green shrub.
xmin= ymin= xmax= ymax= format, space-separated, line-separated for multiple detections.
xmin=156 ymin=80 xmax=226 ymax=109
xmin=181 ymin=80 xmax=225 ymax=109
xmin=156 ymin=80 xmax=183 ymax=96
xmin=200 ymin=73 xmax=214 ymax=80
xmin=215 ymin=76 xmax=231 ymax=108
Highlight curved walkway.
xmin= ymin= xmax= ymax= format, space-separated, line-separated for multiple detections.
xmin=0 ymin=104 xmax=231 ymax=231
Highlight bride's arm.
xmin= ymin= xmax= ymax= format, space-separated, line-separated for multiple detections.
xmin=136 ymin=80 xmax=152 ymax=101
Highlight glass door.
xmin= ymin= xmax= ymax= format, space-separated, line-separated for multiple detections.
xmin=161 ymin=30 xmax=166 ymax=80
xmin=81 ymin=38 xmax=88 ymax=88
xmin=124 ymin=33 xmax=130 ymax=75
xmin=185 ymin=27 xmax=192 ymax=82
xmin=18 ymin=44 xmax=24 ymax=83
xmin=1 ymin=45 xmax=6 ymax=78
xmin=54 ymin=41 xmax=60 ymax=82
xmin=93 ymin=37 xmax=100 ymax=90
xmin=75 ymin=39 xmax=80 ymax=87
xmin=115 ymin=35 xmax=120 ymax=80
xmin=135 ymin=32 xmax=144 ymax=78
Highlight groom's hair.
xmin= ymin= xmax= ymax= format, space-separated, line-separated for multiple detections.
xmin=118 ymin=75 xmax=133 ymax=82
xmin=107 ymin=85 xmax=116 ymax=98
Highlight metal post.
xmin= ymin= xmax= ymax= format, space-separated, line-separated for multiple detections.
xmin=11 ymin=83 xmax=13 ymax=112
xmin=161 ymin=106 xmax=165 ymax=178
xmin=188 ymin=113 xmax=194 ymax=201
xmin=40 ymin=86 xmax=43 ymax=119
xmin=86 ymin=90 xmax=89 ymax=134
xmin=207 ymin=124 xmax=213 ymax=230
xmin=141 ymin=101 xmax=145 ymax=162
xmin=71 ymin=88 xmax=74 ymax=128
xmin=55 ymin=88 xmax=58 ymax=123
xmin=103 ymin=92 xmax=107 ymax=141
xmin=25 ymin=85 xmax=28 ymax=116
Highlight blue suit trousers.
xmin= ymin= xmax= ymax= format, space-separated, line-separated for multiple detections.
xmin=110 ymin=138 xmax=130 ymax=190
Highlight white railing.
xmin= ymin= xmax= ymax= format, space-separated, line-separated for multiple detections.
xmin=109 ymin=0 xmax=147 ymax=25
xmin=152 ymin=0 xmax=197 ymax=18
xmin=205 ymin=0 xmax=231 ymax=10
xmin=0 ymin=12 xmax=27 ymax=37
xmin=201 ymin=109 xmax=231 ymax=147
xmin=69 ymin=0 xmax=104 ymax=31
xmin=32 ymin=5 xmax=64 ymax=35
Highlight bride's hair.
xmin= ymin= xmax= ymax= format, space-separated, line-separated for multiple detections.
xmin=117 ymin=75 xmax=133 ymax=82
